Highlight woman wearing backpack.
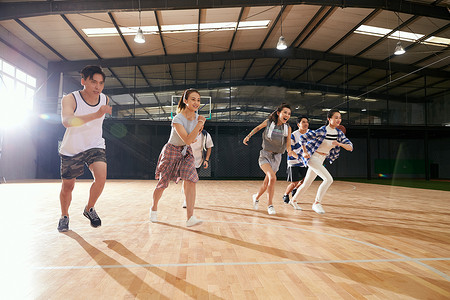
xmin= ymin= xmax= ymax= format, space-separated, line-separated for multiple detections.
xmin=243 ymin=103 xmax=297 ymax=215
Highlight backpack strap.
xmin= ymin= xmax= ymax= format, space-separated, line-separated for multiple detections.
xmin=201 ymin=130 xmax=207 ymax=151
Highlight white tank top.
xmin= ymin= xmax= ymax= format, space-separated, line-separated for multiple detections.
xmin=59 ymin=91 xmax=107 ymax=156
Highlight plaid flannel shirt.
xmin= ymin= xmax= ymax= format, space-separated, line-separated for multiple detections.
xmin=298 ymin=125 xmax=353 ymax=167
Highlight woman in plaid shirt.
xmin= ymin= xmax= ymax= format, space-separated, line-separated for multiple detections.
xmin=152 ymin=89 xmax=205 ymax=227
xmin=291 ymin=109 xmax=353 ymax=214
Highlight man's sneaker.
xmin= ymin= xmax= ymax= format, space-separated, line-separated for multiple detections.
xmin=57 ymin=216 xmax=69 ymax=232
xmin=150 ymin=210 xmax=158 ymax=223
xmin=252 ymin=194 xmax=259 ymax=210
xmin=283 ymin=194 xmax=290 ymax=204
xmin=289 ymin=200 xmax=302 ymax=210
xmin=182 ymin=200 xmax=187 ymax=208
xmin=267 ymin=205 xmax=276 ymax=215
xmin=83 ymin=207 xmax=101 ymax=227
xmin=292 ymin=189 xmax=298 ymax=197
xmin=186 ymin=216 xmax=202 ymax=227
xmin=312 ymin=203 xmax=325 ymax=214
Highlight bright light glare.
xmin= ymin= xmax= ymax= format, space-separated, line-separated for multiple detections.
xmin=354 ymin=25 xmax=449 ymax=47
xmin=83 ymin=20 xmax=270 ymax=37
xmin=0 ymin=102 xmax=31 ymax=129
xmin=39 ymin=114 xmax=50 ymax=120
xmin=38 ymin=113 xmax=61 ymax=124
xmin=0 ymin=83 xmax=33 ymax=129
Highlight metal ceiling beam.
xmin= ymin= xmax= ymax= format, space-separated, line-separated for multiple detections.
xmin=60 ymin=14 xmax=101 ymax=59
xmin=265 ymin=6 xmax=328 ymax=79
xmin=111 ymin=101 xmax=276 ymax=112
xmin=102 ymin=78 xmax=425 ymax=103
xmin=108 ymin=13 xmax=133 ymax=58
xmin=60 ymin=14 xmax=125 ymax=108
xmin=14 ymin=18 xmax=66 ymax=61
xmin=427 ymin=87 xmax=450 ymax=99
xmin=112 ymin=102 xmax=382 ymax=120
xmin=219 ymin=7 xmax=244 ymax=81
xmin=339 ymin=14 xmax=450 ymax=88
xmin=294 ymin=9 xmax=381 ymax=83
xmin=384 ymin=23 xmax=450 ymax=65
xmin=242 ymin=5 xmax=285 ymax=80
xmin=401 ymin=78 xmax=449 ymax=98
xmin=280 ymin=6 xmax=336 ymax=80
xmin=110 ymin=102 xmax=389 ymax=125
xmin=317 ymin=14 xmax=419 ymax=84
xmin=1 ymin=1 xmax=449 ymax=21
xmin=62 ymin=13 xmax=145 ymax=115
xmin=107 ymin=12 xmax=160 ymax=115
xmin=154 ymin=10 xmax=175 ymax=86
xmin=0 ymin=36 xmax=47 ymax=70
xmin=115 ymin=107 xmax=283 ymax=120
xmin=195 ymin=8 xmax=201 ymax=85
xmin=362 ymin=23 xmax=450 ymax=91
xmin=49 ymin=48 xmax=450 ymax=79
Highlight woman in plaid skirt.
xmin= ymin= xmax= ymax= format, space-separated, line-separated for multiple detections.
xmin=151 ymin=89 xmax=206 ymax=227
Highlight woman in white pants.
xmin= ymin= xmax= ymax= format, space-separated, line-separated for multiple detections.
xmin=290 ymin=109 xmax=353 ymax=214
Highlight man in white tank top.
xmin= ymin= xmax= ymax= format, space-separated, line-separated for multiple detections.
xmin=57 ymin=65 xmax=112 ymax=232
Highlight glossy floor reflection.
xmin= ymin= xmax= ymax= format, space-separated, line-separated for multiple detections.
xmin=0 ymin=180 xmax=449 ymax=299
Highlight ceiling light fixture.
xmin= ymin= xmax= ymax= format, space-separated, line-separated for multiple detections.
xmin=276 ymin=5 xmax=287 ymax=50
xmin=134 ymin=0 xmax=145 ymax=44
xmin=393 ymin=13 xmax=404 ymax=55
xmin=394 ymin=41 xmax=405 ymax=55
xmin=354 ymin=25 xmax=450 ymax=47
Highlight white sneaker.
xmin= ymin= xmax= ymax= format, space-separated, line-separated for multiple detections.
xmin=150 ymin=210 xmax=158 ymax=222
xmin=267 ymin=205 xmax=276 ymax=215
xmin=182 ymin=200 xmax=187 ymax=208
xmin=186 ymin=216 xmax=203 ymax=227
xmin=312 ymin=203 xmax=325 ymax=214
xmin=252 ymin=194 xmax=259 ymax=210
xmin=289 ymin=200 xmax=302 ymax=210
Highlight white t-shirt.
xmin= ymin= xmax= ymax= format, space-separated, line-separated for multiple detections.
xmin=190 ymin=131 xmax=214 ymax=168
xmin=167 ymin=113 xmax=199 ymax=146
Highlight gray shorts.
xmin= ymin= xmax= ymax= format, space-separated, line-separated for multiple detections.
xmin=258 ymin=150 xmax=282 ymax=173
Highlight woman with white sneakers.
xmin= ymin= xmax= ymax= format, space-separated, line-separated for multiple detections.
xmin=290 ymin=109 xmax=353 ymax=214
xmin=243 ymin=103 xmax=297 ymax=215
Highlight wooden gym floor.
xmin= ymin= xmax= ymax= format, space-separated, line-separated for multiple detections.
xmin=1 ymin=179 xmax=449 ymax=299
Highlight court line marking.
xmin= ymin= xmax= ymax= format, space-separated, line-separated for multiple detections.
xmin=36 ymin=219 xmax=450 ymax=281
xmin=206 ymin=220 xmax=450 ymax=281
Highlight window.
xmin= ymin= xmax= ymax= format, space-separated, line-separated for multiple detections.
xmin=0 ymin=59 xmax=37 ymax=127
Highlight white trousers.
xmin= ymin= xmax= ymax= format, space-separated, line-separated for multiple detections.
xmin=292 ymin=152 xmax=333 ymax=203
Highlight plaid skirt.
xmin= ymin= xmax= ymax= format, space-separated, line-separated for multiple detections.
xmin=155 ymin=143 xmax=199 ymax=189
